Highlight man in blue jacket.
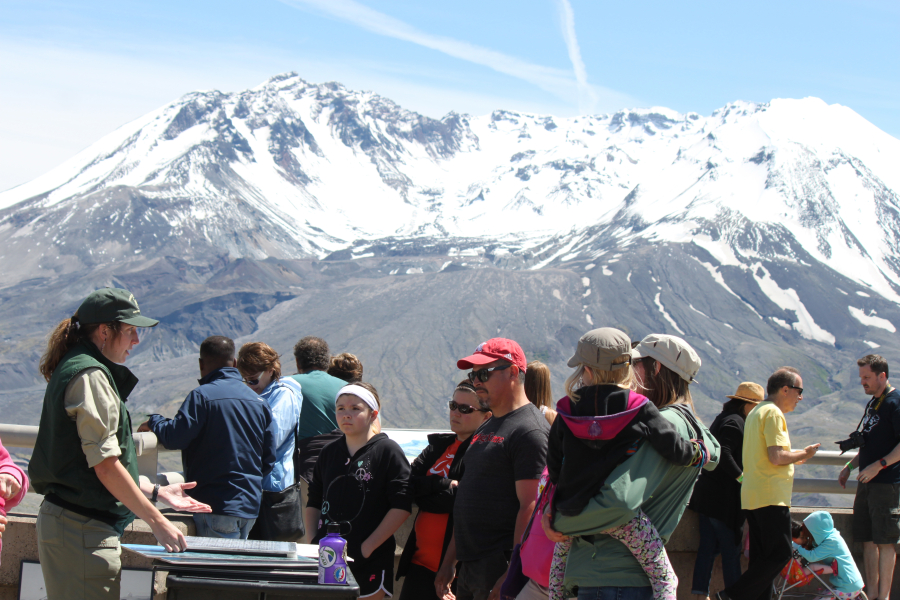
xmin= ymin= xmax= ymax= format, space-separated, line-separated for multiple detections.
xmin=140 ymin=336 xmax=277 ymax=539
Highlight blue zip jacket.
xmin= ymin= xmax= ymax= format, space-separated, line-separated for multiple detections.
xmin=793 ymin=511 xmax=864 ymax=593
xmin=259 ymin=377 xmax=302 ymax=492
xmin=147 ymin=367 xmax=277 ymax=518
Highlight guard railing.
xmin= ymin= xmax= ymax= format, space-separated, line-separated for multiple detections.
xmin=0 ymin=424 xmax=181 ymax=487
xmin=0 ymin=424 xmax=857 ymax=494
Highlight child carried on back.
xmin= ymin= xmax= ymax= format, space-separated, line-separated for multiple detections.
xmin=786 ymin=512 xmax=864 ymax=600
xmin=546 ymin=328 xmax=710 ymax=600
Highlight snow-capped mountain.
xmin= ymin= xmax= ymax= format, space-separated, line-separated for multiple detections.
xmin=3 ymin=72 xmax=899 ymax=303
xmin=2 ymin=72 xmax=900 ymax=472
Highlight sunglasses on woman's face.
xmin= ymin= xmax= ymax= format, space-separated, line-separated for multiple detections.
xmin=242 ymin=372 xmax=263 ymax=386
xmin=448 ymin=400 xmax=488 ymax=415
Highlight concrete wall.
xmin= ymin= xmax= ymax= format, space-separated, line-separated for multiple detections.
xmin=1 ymin=507 xmax=895 ymax=599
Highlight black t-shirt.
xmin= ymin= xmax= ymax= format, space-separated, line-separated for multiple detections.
xmin=307 ymin=433 xmax=412 ymax=564
xmin=453 ymin=402 xmax=549 ymax=562
xmin=859 ymin=387 xmax=900 ymax=484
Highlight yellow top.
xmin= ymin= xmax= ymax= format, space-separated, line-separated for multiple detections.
xmin=741 ymin=400 xmax=794 ymax=510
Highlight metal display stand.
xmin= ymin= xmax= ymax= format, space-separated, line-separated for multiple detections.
xmin=158 ymin=563 xmax=360 ymax=600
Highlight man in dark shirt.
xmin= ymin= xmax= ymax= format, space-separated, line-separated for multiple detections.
xmin=436 ymin=338 xmax=549 ymax=600
xmin=140 ymin=336 xmax=277 ymax=539
xmin=839 ymin=354 xmax=900 ymax=600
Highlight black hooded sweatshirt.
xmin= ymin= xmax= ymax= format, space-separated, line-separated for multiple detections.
xmin=308 ymin=433 xmax=413 ymax=566
xmin=547 ymin=384 xmax=698 ymax=516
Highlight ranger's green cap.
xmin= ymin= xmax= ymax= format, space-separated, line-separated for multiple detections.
xmin=76 ymin=288 xmax=159 ymax=327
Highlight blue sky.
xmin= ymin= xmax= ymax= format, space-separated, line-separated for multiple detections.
xmin=1 ymin=0 xmax=897 ymax=192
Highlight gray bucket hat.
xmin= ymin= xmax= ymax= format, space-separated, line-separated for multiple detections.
xmin=567 ymin=327 xmax=632 ymax=371
xmin=631 ymin=334 xmax=701 ymax=383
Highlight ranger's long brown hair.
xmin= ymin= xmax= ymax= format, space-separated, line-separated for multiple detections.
xmin=39 ymin=317 xmax=120 ymax=381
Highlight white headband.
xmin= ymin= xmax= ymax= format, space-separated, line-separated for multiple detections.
xmin=336 ymin=385 xmax=379 ymax=413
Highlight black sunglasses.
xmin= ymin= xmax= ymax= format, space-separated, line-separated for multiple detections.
xmin=788 ymin=385 xmax=804 ymax=395
xmin=467 ymin=363 xmax=511 ymax=383
xmin=449 ymin=400 xmax=489 ymax=415
xmin=242 ymin=372 xmax=263 ymax=386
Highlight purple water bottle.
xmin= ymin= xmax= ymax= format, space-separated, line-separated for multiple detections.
xmin=318 ymin=523 xmax=349 ymax=585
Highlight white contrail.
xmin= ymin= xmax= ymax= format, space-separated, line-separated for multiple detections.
xmin=554 ymin=0 xmax=597 ymax=114
xmin=278 ymin=0 xmax=579 ymax=102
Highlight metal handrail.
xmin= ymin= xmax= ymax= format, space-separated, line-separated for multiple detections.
xmin=0 ymin=424 xmax=173 ymax=485
xmin=0 ymin=424 xmax=170 ymax=455
xmin=0 ymin=424 xmax=863 ymax=495
xmin=802 ymin=450 xmax=857 ymax=466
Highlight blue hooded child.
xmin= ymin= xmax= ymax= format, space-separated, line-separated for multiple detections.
xmin=793 ymin=511 xmax=864 ymax=595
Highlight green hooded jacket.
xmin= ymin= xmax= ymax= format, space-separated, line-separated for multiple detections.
xmin=554 ymin=404 xmax=720 ymax=593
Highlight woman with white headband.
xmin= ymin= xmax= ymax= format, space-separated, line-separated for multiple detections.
xmin=305 ymin=382 xmax=412 ymax=600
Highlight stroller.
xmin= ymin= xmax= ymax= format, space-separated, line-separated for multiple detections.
xmin=774 ymin=549 xmax=868 ymax=600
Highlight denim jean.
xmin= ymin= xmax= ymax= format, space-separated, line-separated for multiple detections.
xmin=576 ymin=586 xmax=652 ymax=600
xmin=691 ymin=513 xmax=743 ymax=594
xmin=193 ymin=513 xmax=256 ymax=539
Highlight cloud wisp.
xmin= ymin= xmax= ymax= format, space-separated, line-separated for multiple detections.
xmin=278 ymin=0 xmax=580 ymax=102
xmin=554 ymin=0 xmax=597 ymax=113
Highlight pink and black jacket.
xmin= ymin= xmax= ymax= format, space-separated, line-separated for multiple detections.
xmin=547 ymin=385 xmax=697 ymax=516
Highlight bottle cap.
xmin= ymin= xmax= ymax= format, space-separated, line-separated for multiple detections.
xmin=327 ymin=523 xmax=341 ymax=534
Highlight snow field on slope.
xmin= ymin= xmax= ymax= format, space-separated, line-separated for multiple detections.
xmin=0 ymin=102 xmax=173 ymax=208
xmin=654 ymin=292 xmax=685 ymax=334
xmin=759 ymin=98 xmax=900 ymax=193
xmin=848 ymin=306 xmax=896 ymax=333
xmin=753 ymin=264 xmax=835 ymax=345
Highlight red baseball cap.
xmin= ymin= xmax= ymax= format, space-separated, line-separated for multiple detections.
xmin=457 ymin=338 xmax=527 ymax=372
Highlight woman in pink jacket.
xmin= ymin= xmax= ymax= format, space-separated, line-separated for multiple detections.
xmin=0 ymin=437 xmax=29 ymax=562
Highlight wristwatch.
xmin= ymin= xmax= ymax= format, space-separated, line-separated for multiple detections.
xmin=151 ymin=483 xmax=160 ymax=502
xmin=880 ymin=458 xmax=888 ymax=469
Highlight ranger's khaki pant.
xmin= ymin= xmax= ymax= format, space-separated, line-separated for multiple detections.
xmin=36 ymin=500 xmax=121 ymax=600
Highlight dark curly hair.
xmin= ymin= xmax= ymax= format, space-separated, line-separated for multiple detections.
xmin=293 ymin=336 xmax=331 ymax=372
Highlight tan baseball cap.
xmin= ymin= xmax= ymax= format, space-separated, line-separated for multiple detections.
xmin=726 ymin=382 xmax=764 ymax=404
xmin=567 ymin=327 xmax=632 ymax=371
xmin=631 ymin=334 xmax=701 ymax=383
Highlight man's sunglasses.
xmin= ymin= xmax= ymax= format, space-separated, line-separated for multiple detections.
xmin=788 ymin=385 xmax=804 ymax=395
xmin=449 ymin=400 xmax=489 ymax=415
xmin=466 ymin=363 xmax=511 ymax=383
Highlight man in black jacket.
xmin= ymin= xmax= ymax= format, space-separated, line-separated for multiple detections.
xmin=689 ymin=382 xmax=762 ymax=596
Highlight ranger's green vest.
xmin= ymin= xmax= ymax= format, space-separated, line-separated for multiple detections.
xmin=29 ymin=340 xmax=140 ymax=534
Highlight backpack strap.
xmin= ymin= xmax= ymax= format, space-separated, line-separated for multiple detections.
xmin=665 ymin=403 xmax=702 ymax=439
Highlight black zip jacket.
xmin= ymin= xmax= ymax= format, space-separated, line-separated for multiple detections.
xmin=689 ymin=406 xmax=745 ymax=543
xmin=548 ymin=384 xmax=696 ymax=516
xmin=397 ymin=433 xmax=471 ymax=579
xmin=308 ymin=433 xmax=412 ymax=566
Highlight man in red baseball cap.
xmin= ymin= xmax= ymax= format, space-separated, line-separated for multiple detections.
xmin=436 ymin=338 xmax=549 ymax=600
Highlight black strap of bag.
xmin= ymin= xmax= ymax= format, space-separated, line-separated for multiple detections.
xmin=249 ymin=420 xmax=306 ymax=542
